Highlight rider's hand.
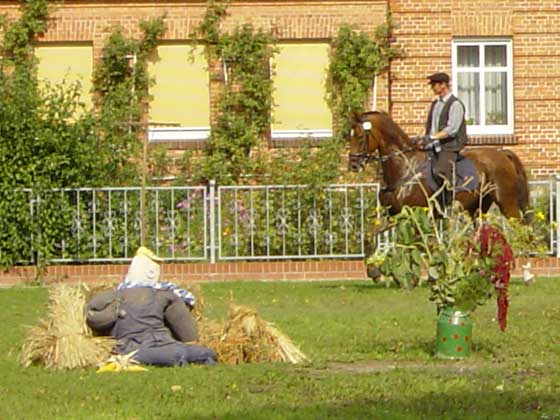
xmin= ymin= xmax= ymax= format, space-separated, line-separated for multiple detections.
xmin=425 ymin=139 xmax=442 ymax=153
xmin=422 ymin=134 xmax=433 ymax=144
xmin=410 ymin=135 xmax=427 ymax=144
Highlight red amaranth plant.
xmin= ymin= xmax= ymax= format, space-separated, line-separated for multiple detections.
xmin=477 ymin=224 xmax=514 ymax=331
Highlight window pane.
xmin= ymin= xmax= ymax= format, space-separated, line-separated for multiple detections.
xmin=35 ymin=44 xmax=94 ymax=113
xmin=148 ymin=45 xmax=210 ymax=127
xmin=485 ymin=72 xmax=508 ymax=125
xmin=485 ymin=45 xmax=507 ymax=67
xmin=457 ymin=72 xmax=480 ymax=125
xmin=272 ymin=43 xmax=332 ymax=131
xmin=457 ymin=46 xmax=479 ymax=67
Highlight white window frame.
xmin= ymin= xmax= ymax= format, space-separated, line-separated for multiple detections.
xmin=270 ymin=42 xmax=333 ymax=142
xmin=452 ymin=38 xmax=514 ymax=135
xmin=148 ymin=127 xmax=210 ymax=142
xmin=270 ymin=129 xmax=332 ymax=141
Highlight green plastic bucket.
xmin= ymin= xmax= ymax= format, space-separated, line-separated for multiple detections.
xmin=435 ymin=307 xmax=472 ymax=359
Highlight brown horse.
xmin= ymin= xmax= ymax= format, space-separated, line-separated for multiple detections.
xmin=348 ymin=111 xmax=529 ymax=219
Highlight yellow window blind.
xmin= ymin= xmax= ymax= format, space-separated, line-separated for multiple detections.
xmin=35 ymin=44 xmax=94 ymax=111
xmin=148 ymin=45 xmax=209 ymax=128
xmin=272 ymin=43 xmax=332 ymax=133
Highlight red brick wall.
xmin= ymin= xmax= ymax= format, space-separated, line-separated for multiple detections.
xmin=389 ymin=0 xmax=560 ymax=179
xmin=0 ymin=260 xmax=369 ymax=285
xmin=1 ymin=0 xmax=558 ymax=179
xmin=7 ymin=1 xmax=387 ymax=77
xmin=1 ymin=258 xmax=558 ymax=286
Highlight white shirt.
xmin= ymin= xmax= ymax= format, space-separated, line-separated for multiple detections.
xmin=430 ymin=92 xmax=465 ymax=137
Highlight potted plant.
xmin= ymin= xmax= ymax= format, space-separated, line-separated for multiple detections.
xmin=367 ymin=200 xmax=514 ymax=359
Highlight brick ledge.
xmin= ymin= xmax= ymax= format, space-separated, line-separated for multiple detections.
xmin=1 ymin=257 xmax=559 ymax=286
xmin=468 ymin=134 xmax=517 ymax=146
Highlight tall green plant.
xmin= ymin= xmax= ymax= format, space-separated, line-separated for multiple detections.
xmin=92 ymin=18 xmax=166 ymax=185
xmin=0 ymin=6 xmax=165 ymax=268
xmin=327 ymin=22 xmax=396 ymax=141
xmin=371 ymin=199 xmax=514 ymax=329
xmin=196 ymin=1 xmax=277 ymax=185
xmin=0 ymin=1 xmax=100 ymax=268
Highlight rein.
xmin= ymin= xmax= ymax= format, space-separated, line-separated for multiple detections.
xmin=349 ymin=127 xmax=423 ymax=192
xmin=349 ymin=129 xmax=420 ymax=165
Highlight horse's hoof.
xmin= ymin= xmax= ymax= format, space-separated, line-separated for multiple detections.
xmin=366 ymin=265 xmax=382 ymax=282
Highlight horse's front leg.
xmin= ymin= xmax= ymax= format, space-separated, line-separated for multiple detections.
xmin=380 ymin=186 xmax=430 ymax=215
xmin=379 ymin=190 xmax=402 ymax=215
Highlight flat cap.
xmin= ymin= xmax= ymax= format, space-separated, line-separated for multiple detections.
xmin=427 ymin=72 xmax=450 ymax=84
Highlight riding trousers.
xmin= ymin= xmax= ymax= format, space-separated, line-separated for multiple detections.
xmin=433 ymin=150 xmax=459 ymax=186
xmin=432 ymin=150 xmax=459 ymax=205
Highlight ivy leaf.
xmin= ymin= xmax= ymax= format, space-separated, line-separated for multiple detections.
xmin=428 ymin=267 xmax=439 ymax=280
xmin=411 ymin=249 xmax=423 ymax=265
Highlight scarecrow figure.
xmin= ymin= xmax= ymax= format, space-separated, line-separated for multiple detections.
xmin=86 ymin=247 xmax=217 ymax=366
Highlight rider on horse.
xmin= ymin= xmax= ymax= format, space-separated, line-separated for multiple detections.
xmin=423 ymin=72 xmax=468 ymax=213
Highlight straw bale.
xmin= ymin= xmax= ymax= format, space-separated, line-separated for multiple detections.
xmin=199 ymin=304 xmax=309 ymax=365
xmin=20 ymin=282 xmax=308 ymax=369
xmin=19 ymin=284 xmax=115 ymax=370
xmin=174 ymin=281 xmax=205 ymax=322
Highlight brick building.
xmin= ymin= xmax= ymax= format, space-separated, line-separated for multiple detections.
xmin=1 ymin=0 xmax=559 ymax=179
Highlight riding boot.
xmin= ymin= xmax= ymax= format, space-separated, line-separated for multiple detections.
xmin=437 ymin=190 xmax=447 ymax=217
xmin=439 ymin=187 xmax=454 ymax=217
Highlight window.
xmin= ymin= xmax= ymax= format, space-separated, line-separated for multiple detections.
xmin=271 ymin=43 xmax=332 ymax=141
xmin=35 ymin=44 xmax=94 ymax=113
xmin=452 ymin=39 xmax=513 ymax=135
xmin=148 ymin=45 xmax=210 ymax=142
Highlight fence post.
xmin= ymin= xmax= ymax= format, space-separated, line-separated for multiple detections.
xmin=556 ymin=176 xmax=560 ymax=258
xmin=209 ymin=180 xmax=216 ymax=264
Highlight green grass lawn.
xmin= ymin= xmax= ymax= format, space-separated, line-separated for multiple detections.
xmin=1 ymin=279 xmax=559 ymax=419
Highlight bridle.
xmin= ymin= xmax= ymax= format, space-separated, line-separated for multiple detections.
xmin=348 ymin=121 xmax=379 ymax=169
xmin=349 ymin=120 xmax=420 ymax=171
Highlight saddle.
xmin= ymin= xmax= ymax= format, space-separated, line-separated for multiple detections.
xmin=423 ymin=153 xmax=479 ymax=193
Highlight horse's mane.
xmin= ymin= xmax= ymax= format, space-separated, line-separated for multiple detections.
xmin=359 ymin=111 xmax=411 ymax=148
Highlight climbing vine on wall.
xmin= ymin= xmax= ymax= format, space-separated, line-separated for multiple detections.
xmin=92 ymin=17 xmax=166 ymax=184
xmin=196 ymin=0 xmax=277 ymax=185
xmin=327 ymin=21 xmax=397 ymax=142
xmin=264 ymin=20 xmax=397 ymax=187
xmin=286 ymin=20 xmax=396 ymax=186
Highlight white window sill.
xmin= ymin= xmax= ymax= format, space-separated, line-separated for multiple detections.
xmin=148 ymin=127 xmax=210 ymax=142
xmin=466 ymin=126 xmax=513 ymax=136
xmin=270 ymin=129 xmax=332 ymax=140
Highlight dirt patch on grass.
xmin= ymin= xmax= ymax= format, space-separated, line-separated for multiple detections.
xmin=321 ymin=360 xmax=482 ymax=374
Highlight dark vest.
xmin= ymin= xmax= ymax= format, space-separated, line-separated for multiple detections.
xmin=425 ymin=95 xmax=468 ymax=152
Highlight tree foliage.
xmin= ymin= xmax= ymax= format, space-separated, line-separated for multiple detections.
xmin=0 ymin=1 xmax=165 ymax=268
xmin=196 ymin=1 xmax=277 ymax=185
xmin=327 ymin=21 xmax=397 ymax=141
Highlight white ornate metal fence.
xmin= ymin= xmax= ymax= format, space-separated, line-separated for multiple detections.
xmin=5 ymin=178 xmax=560 ymax=263
xmin=28 ymin=186 xmax=208 ymax=263
xmin=216 ymin=183 xmax=380 ymax=261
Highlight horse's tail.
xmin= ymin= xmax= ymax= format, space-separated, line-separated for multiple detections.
xmin=502 ymin=149 xmax=530 ymax=217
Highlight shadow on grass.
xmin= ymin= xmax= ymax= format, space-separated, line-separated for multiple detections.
xmin=316 ymin=282 xmax=401 ymax=291
xmin=362 ymin=337 xmax=436 ymax=358
xmin=470 ymin=339 xmax=499 ymax=358
xmin=192 ymin=390 xmax=560 ymax=420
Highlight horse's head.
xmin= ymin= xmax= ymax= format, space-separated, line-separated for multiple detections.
xmin=348 ymin=112 xmax=379 ymax=172
xmin=348 ymin=111 xmax=420 ymax=172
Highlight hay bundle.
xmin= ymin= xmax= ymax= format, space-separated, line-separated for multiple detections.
xmin=83 ymin=282 xmax=116 ymax=301
xmin=20 ymin=282 xmax=308 ymax=369
xmin=19 ymin=284 xmax=115 ymax=370
xmin=199 ymin=304 xmax=309 ymax=365
xmin=175 ymin=281 xmax=205 ymax=323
